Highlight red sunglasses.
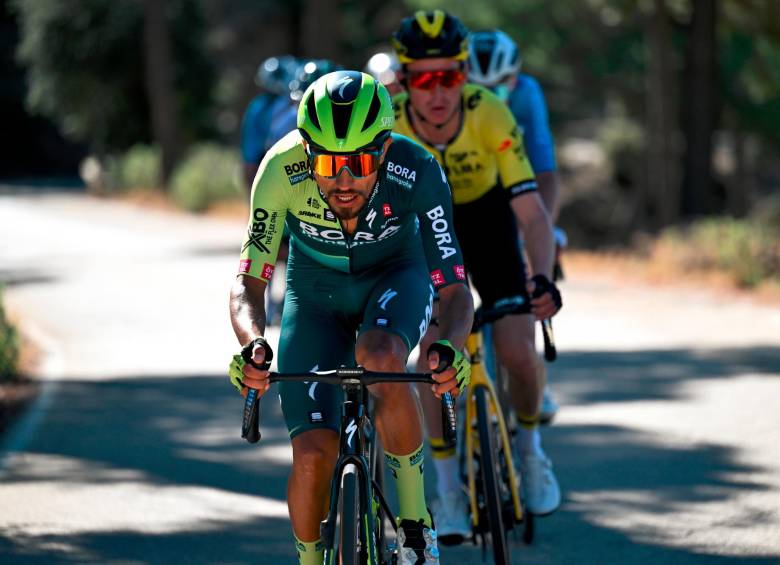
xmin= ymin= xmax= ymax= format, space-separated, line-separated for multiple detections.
xmin=407 ymin=69 xmax=467 ymax=91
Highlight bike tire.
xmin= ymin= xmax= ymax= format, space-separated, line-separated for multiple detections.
xmin=475 ymin=386 xmax=511 ymax=565
xmin=338 ymin=464 xmax=360 ymax=565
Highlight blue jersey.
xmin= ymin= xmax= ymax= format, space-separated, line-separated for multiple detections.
xmin=506 ymin=74 xmax=557 ymax=174
xmin=264 ymin=98 xmax=298 ymax=153
xmin=240 ymin=93 xmax=278 ymax=165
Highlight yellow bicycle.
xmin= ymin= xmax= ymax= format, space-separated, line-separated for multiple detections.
xmin=458 ymin=302 xmax=556 ymax=564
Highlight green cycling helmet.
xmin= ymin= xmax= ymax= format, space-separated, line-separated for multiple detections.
xmin=297 ymin=70 xmax=394 ymax=153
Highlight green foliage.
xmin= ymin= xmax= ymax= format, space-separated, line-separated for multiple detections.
xmin=170 ymin=144 xmax=242 ymax=212
xmin=11 ymin=0 xmax=215 ymax=152
xmin=0 ymin=289 xmax=20 ymax=382
xmin=108 ymin=145 xmax=162 ymax=191
xmin=657 ymin=199 xmax=780 ymax=287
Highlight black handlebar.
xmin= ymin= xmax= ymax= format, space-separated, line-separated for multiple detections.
xmin=473 ymin=301 xmax=557 ymax=362
xmin=240 ymin=367 xmax=456 ymax=445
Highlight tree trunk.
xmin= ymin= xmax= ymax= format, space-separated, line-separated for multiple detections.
xmin=143 ymin=0 xmax=180 ymax=188
xmin=645 ymin=0 xmax=678 ymax=228
xmin=681 ymin=0 xmax=718 ymax=217
xmin=300 ymin=0 xmax=341 ymax=61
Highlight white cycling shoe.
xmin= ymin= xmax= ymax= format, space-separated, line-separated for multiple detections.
xmin=397 ymin=517 xmax=440 ymax=564
xmin=540 ymin=385 xmax=559 ymax=424
xmin=430 ymin=489 xmax=471 ymax=546
xmin=520 ymin=452 xmax=561 ymax=515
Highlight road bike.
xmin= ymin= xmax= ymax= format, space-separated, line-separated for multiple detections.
xmin=241 ymin=363 xmax=456 ymax=565
xmin=456 ymin=301 xmax=556 ymax=564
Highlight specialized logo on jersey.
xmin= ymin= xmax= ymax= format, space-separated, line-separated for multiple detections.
xmin=365 ymin=208 xmax=378 ymax=228
xmin=425 ymin=205 xmax=457 ymax=259
xmin=243 ymin=207 xmax=280 ymax=254
xmin=238 ymin=259 xmax=252 ymax=273
xmin=377 ymin=288 xmax=398 ymax=310
xmin=385 ymin=161 xmax=416 ymax=189
xmin=285 ymin=160 xmax=309 ymax=185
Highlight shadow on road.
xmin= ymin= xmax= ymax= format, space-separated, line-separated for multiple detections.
xmin=1 ymin=345 xmax=779 ymax=563
xmin=553 ymin=346 xmax=780 ymax=405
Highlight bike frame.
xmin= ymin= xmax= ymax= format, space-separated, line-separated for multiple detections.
xmin=463 ymin=331 xmax=524 ymax=528
xmin=321 ymin=380 xmax=382 ymax=564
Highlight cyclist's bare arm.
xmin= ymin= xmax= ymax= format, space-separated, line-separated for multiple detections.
xmin=230 ymin=274 xmax=271 ymax=392
xmin=429 ymin=283 xmax=474 ymax=396
xmin=536 ymin=170 xmax=560 ymax=222
xmin=436 ymin=283 xmax=472 ymax=353
xmin=510 ymin=191 xmax=554 ymax=279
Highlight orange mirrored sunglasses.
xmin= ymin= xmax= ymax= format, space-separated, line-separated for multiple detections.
xmin=308 ymin=148 xmax=383 ymax=178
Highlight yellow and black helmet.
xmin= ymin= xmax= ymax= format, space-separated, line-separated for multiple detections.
xmin=391 ymin=10 xmax=470 ymax=64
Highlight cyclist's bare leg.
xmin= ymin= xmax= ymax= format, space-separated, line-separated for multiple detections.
xmin=357 ymin=329 xmax=422 ymax=455
xmin=492 ymin=313 xmax=545 ymax=419
xmin=357 ymin=328 xmax=431 ymax=525
xmin=288 ymin=429 xmax=340 ymax=541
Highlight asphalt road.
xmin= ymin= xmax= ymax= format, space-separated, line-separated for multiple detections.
xmin=1 ymin=190 xmax=779 ymax=564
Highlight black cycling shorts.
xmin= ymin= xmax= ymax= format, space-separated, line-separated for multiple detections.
xmin=452 ymin=184 xmax=529 ymax=308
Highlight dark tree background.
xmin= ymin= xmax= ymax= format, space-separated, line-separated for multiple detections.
xmin=3 ymin=0 xmax=779 ymax=236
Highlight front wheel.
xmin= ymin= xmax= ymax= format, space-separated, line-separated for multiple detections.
xmin=475 ymin=386 xmax=511 ymax=565
xmin=338 ymin=464 xmax=360 ymax=565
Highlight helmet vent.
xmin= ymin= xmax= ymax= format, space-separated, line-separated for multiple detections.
xmin=306 ymin=94 xmax=321 ymax=131
xmin=332 ymin=103 xmax=352 ymax=140
xmin=362 ymin=84 xmax=381 ymax=133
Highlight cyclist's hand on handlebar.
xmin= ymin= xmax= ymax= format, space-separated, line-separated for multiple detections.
xmin=427 ymin=339 xmax=471 ymax=398
xmin=228 ymin=336 xmax=273 ymax=397
xmin=527 ymin=274 xmax=563 ymax=321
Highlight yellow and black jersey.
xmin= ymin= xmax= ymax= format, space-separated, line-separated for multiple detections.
xmin=392 ymin=83 xmax=537 ymax=205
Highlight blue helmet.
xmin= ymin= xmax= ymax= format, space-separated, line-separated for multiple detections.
xmin=255 ymin=55 xmax=299 ymax=96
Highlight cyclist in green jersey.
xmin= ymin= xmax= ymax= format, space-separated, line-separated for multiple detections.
xmin=229 ymin=70 xmax=474 ymax=565
xmin=391 ymin=10 xmax=563 ymax=543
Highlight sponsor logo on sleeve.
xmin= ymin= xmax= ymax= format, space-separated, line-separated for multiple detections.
xmin=430 ymin=269 xmax=445 ymax=287
xmin=308 ymin=411 xmax=324 ymax=423
xmin=454 ymin=264 xmax=466 ymax=280
xmin=261 ymin=263 xmax=275 ymax=279
xmin=382 ymin=203 xmax=392 ymax=217
xmin=375 ymin=317 xmax=390 ymax=327
xmin=238 ymin=259 xmax=252 ymax=273
xmin=425 ymin=206 xmax=457 ymax=259
xmin=509 ymin=180 xmax=538 ymax=197
xmin=497 ymin=138 xmax=512 ymax=152
xmin=243 ymin=207 xmax=275 ymax=253
xmin=285 ymin=160 xmax=310 ymax=185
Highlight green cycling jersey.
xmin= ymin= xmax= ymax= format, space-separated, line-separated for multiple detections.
xmin=239 ymin=130 xmax=467 ymax=291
